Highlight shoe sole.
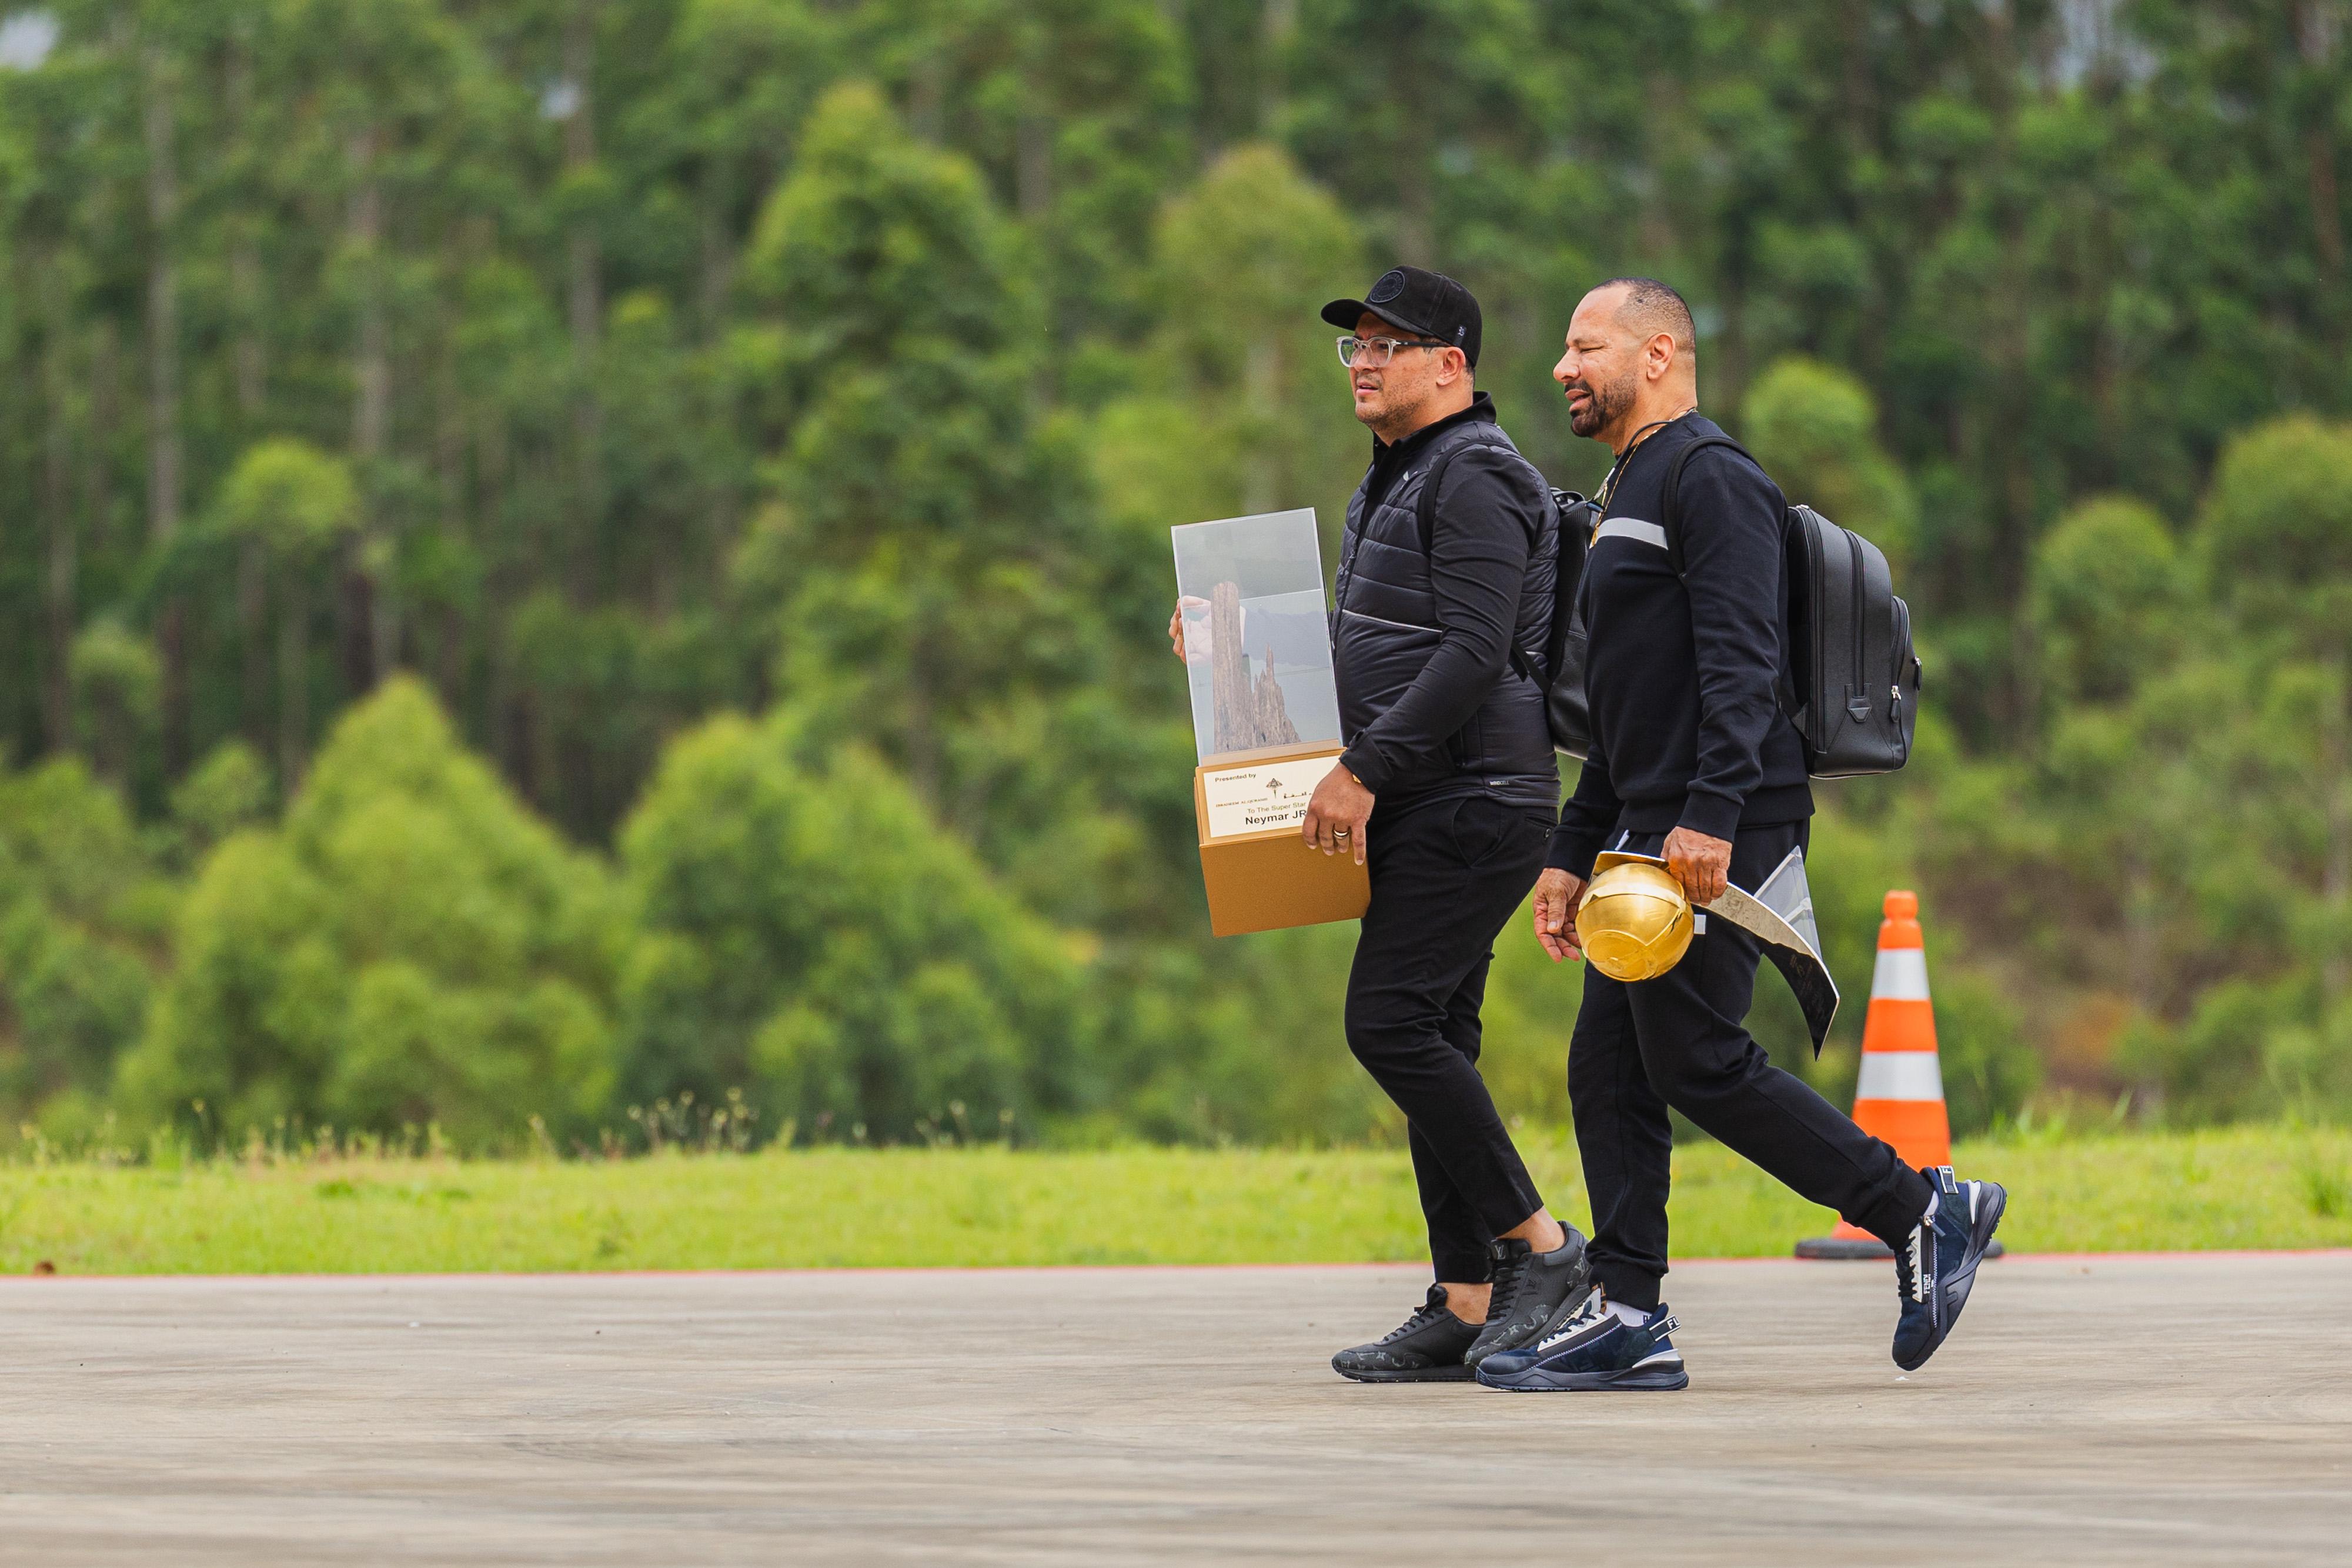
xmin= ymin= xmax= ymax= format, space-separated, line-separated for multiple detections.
xmin=1475 ymin=1365 xmax=1689 ymax=1393
xmin=1897 ymin=1182 xmax=2008 ymax=1372
xmin=1463 ymin=1236 xmax=1593 ymax=1370
xmin=1332 ymin=1362 xmax=1476 ymax=1383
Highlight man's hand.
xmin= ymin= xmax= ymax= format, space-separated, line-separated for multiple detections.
xmin=1301 ymin=762 xmax=1373 ymax=865
xmin=1169 ymin=598 xmax=1209 ymax=664
xmin=1532 ymin=868 xmax=1586 ymax=962
xmin=1663 ymin=825 xmax=1732 ymax=906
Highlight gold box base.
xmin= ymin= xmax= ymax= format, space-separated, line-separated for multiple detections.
xmin=1194 ymin=743 xmax=1371 ymax=938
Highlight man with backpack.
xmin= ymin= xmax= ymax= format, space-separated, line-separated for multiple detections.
xmin=1474 ymin=278 xmax=2006 ymax=1393
xmin=1171 ymin=266 xmax=1592 ymax=1380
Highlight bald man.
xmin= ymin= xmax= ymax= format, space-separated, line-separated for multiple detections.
xmin=1475 ymin=278 xmax=2006 ymax=1393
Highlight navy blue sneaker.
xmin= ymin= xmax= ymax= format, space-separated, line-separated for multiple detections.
xmin=1474 ymin=1289 xmax=1689 ymax=1392
xmin=1893 ymin=1165 xmax=2007 ymax=1371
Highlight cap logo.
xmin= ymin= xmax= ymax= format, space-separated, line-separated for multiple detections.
xmin=1455 ymin=326 xmax=1466 ymax=343
xmin=1367 ymin=270 xmax=1407 ymax=305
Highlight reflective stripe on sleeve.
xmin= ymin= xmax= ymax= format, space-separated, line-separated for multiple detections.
xmin=1592 ymin=518 xmax=1668 ymax=550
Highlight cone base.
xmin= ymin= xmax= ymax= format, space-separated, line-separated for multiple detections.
xmin=1794 ymin=1235 xmax=2004 ymax=1261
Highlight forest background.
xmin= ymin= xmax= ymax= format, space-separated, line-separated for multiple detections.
xmin=2 ymin=0 xmax=2350 ymax=1158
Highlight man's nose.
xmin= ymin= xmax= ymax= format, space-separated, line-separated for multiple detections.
xmin=1553 ymin=350 xmax=1577 ymax=385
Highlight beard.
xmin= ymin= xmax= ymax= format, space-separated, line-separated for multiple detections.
xmin=1565 ymin=370 xmax=1634 ymax=439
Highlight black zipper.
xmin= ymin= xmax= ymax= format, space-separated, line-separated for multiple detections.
xmin=1846 ymin=526 xmax=1868 ymax=728
xmin=1804 ymin=515 xmax=1827 ymax=741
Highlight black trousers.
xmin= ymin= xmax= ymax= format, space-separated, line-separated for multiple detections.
xmin=1346 ymin=792 xmax=1552 ymax=1284
xmin=1569 ymin=821 xmax=1935 ymax=1310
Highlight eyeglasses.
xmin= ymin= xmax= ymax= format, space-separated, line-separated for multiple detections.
xmin=1337 ymin=335 xmax=1449 ymax=368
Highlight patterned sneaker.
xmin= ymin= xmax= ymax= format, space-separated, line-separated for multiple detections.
xmin=1893 ymin=1165 xmax=2008 ymax=1371
xmin=1474 ymin=1288 xmax=1688 ymax=1392
xmin=1463 ymin=1228 xmax=1591 ymax=1370
xmin=1331 ymin=1284 xmax=1479 ymax=1382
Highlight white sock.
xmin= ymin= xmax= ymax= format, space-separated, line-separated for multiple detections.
xmin=1920 ymin=1190 xmax=1940 ymax=1226
xmin=1607 ymin=1299 xmax=1651 ymax=1329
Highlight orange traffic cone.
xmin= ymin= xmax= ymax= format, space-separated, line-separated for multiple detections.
xmin=1795 ymin=891 xmax=1997 ymax=1259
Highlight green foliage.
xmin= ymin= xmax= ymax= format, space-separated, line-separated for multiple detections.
xmin=115 ymin=680 xmax=625 ymax=1149
xmin=2030 ymin=497 xmax=2187 ymax=706
xmin=736 ymin=79 xmax=1108 ymax=872
xmin=69 ymin=619 xmax=161 ymax=788
xmin=1739 ymin=358 xmax=1916 ymax=569
xmin=1930 ymin=969 xmax=2040 ymax=1139
xmin=1125 ymin=144 xmax=1366 ymax=523
xmin=0 ymin=4 xmax=2345 ymax=1151
xmin=169 ymin=742 xmax=275 ymax=861
xmin=212 ymin=439 xmax=359 ymax=561
xmin=0 ymin=759 xmax=173 ymax=1111
xmin=616 ymin=713 xmax=1086 ymax=1142
xmin=2197 ymin=416 xmax=2352 ymax=648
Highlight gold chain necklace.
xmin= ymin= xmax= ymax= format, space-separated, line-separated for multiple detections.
xmin=1593 ymin=407 xmax=1698 ymax=514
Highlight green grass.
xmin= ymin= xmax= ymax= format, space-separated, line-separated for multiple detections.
xmin=0 ymin=1124 xmax=2345 ymax=1276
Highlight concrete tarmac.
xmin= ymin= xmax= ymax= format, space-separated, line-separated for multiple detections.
xmin=1 ymin=1252 xmax=2347 ymax=1565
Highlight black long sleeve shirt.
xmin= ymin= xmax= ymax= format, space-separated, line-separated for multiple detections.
xmin=1549 ymin=413 xmax=1812 ymax=876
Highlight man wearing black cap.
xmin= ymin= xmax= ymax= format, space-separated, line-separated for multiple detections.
xmin=1173 ymin=267 xmax=1588 ymax=1380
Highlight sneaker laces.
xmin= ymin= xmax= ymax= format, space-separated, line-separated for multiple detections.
xmin=1898 ymin=1221 xmax=1926 ymax=1304
xmin=1486 ymin=1248 xmax=1531 ymax=1326
xmin=1558 ymin=1287 xmax=1607 ymax=1333
xmin=1532 ymin=1288 xmax=1608 ymax=1352
xmin=1382 ymin=1291 xmax=1450 ymax=1343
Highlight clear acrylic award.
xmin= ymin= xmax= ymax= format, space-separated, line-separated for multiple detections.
xmin=1172 ymin=509 xmax=1367 ymax=937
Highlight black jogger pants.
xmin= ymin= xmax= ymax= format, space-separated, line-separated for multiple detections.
xmin=1569 ymin=821 xmax=1935 ymax=1310
xmin=1345 ymin=791 xmax=1551 ymax=1285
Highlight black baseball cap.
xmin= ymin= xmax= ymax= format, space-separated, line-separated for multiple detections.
xmin=1322 ymin=266 xmax=1482 ymax=368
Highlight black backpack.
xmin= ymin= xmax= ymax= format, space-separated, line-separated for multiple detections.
xmin=1422 ymin=436 xmax=1921 ymax=777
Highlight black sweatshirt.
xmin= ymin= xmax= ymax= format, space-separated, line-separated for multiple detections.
xmin=1548 ymin=413 xmax=1811 ymax=876
xmin=1337 ymin=395 xmax=1558 ymax=813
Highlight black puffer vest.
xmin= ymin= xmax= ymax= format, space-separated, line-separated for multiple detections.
xmin=1333 ymin=413 xmax=1560 ymax=801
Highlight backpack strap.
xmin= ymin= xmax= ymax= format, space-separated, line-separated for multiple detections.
xmin=1657 ymin=434 xmax=1765 ymax=577
xmin=1411 ymin=445 xmax=1463 ymax=559
xmin=1658 ymin=433 xmax=1802 ymax=718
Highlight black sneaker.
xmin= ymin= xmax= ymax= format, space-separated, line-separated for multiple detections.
xmin=1331 ymin=1284 xmax=1479 ymax=1382
xmin=1475 ymin=1288 xmax=1689 ymax=1392
xmin=1463 ymin=1227 xmax=1591 ymax=1370
xmin=1893 ymin=1165 xmax=2007 ymax=1371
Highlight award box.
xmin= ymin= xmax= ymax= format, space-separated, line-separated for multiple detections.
xmin=1173 ymin=509 xmax=1369 ymax=937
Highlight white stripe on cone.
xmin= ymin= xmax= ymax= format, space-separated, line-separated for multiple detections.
xmin=1869 ymin=946 xmax=1930 ymax=1001
xmin=1854 ymin=1050 xmax=1945 ymax=1102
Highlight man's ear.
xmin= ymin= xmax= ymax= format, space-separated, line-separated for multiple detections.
xmin=1645 ymin=332 xmax=1677 ymax=383
xmin=1437 ymin=347 xmax=1470 ymax=387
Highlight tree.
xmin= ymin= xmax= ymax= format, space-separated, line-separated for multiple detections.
xmin=1740 ymin=357 xmax=1918 ymax=569
xmin=0 ymin=756 xmax=173 ymax=1115
xmin=850 ymin=0 xmax=1191 ymax=348
xmin=115 ymin=677 xmax=625 ymax=1148
xmin=737 ymin=81 xmax=1100 ymax=844
xmin=2029 ymin=496 xmax=2187 ymax=707
xmin=616 ymin=711 xmax=1087 ymax=1142
xmin=69 ymin=616 xmax=158 ymax=787
xmin=212 ymin=437 xmax=360 ymax=788
xmin=1132 ymin=144 xmax=1362 ymax=520
xmin=2197 ymin=415 xmax=2352 ymax=1001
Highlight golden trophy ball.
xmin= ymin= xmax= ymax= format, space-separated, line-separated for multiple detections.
xmin=1575 ymin=860 xmax=1695 ymax=982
